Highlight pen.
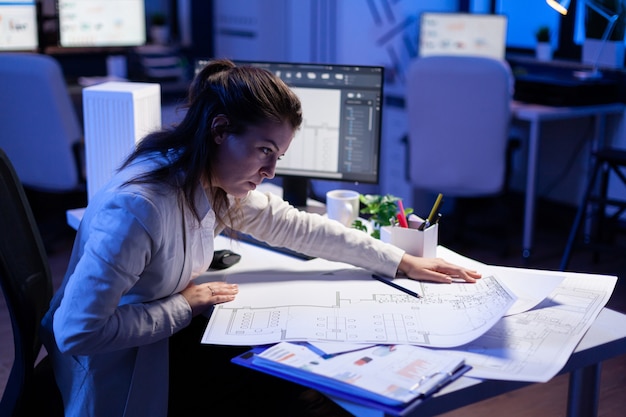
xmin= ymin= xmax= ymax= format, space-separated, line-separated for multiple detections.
xmin=372 ymin=274 xmax=422 ymax=298
xmin=426 ymin=193 xmax=443 ymax=225
xmin=396 ymin=200 xmax=409 ymax=228
xmin=419 ymin=193 xmax=443 ymax=230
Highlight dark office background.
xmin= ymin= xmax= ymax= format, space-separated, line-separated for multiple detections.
xmin=2 ymin=2 xmax=626 ymax=415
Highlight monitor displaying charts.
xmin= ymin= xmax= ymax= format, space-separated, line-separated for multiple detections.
xmin=57 ymin=0 xmax=146 ymax=48
xmin=0 ymin=1 xmax=39 ymax=52
xmin=419 ymin=12 xmax=508 ymax=60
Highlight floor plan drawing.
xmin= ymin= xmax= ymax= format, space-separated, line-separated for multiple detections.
xmin=202 ymin=270 xmax=516 ymax=348
xmin=442 ymin=273 xmax=617 ymax=382
xmin=201 ymin=240 xmax=618 ymax=382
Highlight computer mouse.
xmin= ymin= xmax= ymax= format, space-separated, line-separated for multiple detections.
xmin=209 ymin=249 xmax=242 ymax=270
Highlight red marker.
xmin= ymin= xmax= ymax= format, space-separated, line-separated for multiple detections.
xmin=397 ymin=200 xmax=409 ymax=228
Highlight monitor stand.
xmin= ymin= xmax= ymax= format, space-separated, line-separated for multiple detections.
xmin=280 ymin=177 xmax=325 ymax=214
xmin=281 ymin=176 xmax=309 ymax=208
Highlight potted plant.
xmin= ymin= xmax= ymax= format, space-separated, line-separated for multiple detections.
xmin=535 ymin=26 xmax=552 ymax=61
xmin=352 ymin=194 xmax=413 ymax=239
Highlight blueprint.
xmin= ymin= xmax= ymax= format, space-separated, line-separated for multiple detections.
xmin=429 ymin=248 xmax=618 ymax=382
xmin=201 ymin=269 xmax=516 ymax=348
xmin=439 ymin=273 xmax=617 ymax=382
xmin=200 ymin=239 xmax=617 ymax=382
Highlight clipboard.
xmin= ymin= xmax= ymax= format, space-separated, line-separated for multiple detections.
xmin=231 ymin=343 xmax=471 ymax=416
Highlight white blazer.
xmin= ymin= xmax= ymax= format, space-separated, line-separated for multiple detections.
xmin=41 ymin=152 xmax=404 ymax=417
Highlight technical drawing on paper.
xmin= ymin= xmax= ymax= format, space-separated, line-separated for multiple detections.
xmin=202 ymin=272 xmax=515 ymax=348
xmin=443 ymin=273 xmax=617 ymax=382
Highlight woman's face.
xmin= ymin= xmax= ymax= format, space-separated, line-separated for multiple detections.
xmin=211 ymin=115 xmax=295 ymax=198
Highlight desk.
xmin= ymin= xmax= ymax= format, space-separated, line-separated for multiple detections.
xmin=208 ymin=236 xmax=624 ymax=417
xmin=65 ymin=206 xmax=625 ymax=417
xmin=510 ymin=101 xmax=625 ymax=260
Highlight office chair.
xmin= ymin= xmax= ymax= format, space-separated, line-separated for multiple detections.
xmin=0 ymin=149 xmax=63 ymax=417
xmin=0 ymin=53 xmax=85 ymax=193
xmin=0 ymin=53 xmax=86 ymax=247
xmin=405 ymin=55 xmax=515 ymax=250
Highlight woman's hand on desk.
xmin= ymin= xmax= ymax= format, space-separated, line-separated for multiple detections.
xmin=398 ymin=254 xmax=482 ymax=284
xmin=181 ymin=281 xmax=239 ymax=316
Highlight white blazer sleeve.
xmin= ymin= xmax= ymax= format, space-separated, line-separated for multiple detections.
xmin=234 ymin=190 xmax=404 ymax=278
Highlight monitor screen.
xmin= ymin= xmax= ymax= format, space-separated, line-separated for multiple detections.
xmin=56 ymin=0 xmax=146 ymax=48
xmin=419 ymin=12 xmax=508 ymax=60
xmin=195 ymin=60 xmax=385 ymax=207
xmin=0 ymin=1 xmax=39 ymax=52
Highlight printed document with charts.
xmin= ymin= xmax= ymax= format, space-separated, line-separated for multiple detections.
xmin=232 ymin=342 xmax=469 ymax=409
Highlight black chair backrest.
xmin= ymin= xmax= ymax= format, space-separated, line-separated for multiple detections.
xmin=0 ymin=148 xmax=54 ymax=416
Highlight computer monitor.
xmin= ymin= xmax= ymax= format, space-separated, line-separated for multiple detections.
xmin=56 ymin=0 xmax=146 ymax=48
xmin=419 ymin=12 xmax=508 ymax=60
xmin=0 ymin=1 xmax=39 ymax=52
xmin=195 ymin=60 xmax=385 ymax=208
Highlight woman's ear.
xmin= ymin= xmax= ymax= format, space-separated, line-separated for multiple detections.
xmin=211 ymin=115 xmax=229 ymax=144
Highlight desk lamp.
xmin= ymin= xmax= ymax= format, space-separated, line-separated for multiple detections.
xmin=546 ymin=0 xmax=620 ymax=79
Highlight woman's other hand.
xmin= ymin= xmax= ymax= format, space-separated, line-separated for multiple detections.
xmin=398 ymin=254 xmax=482 ymax=283
xmin=181 ymin=281 xmax=238 ymax=316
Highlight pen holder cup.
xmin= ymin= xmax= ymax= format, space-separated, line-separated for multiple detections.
xmin=380 ymin=223 xmax=438 ymax=258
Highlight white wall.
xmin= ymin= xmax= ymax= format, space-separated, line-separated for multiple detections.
xmin=213 ymin=0 xmax=292 ymax=61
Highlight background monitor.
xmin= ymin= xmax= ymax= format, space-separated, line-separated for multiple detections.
xmin=419 ymin=12 xmax=508 ymax=60
xmin=56 ymin=0 xmax=146 ymax=48
xmin=0 ymin=1 xmax=39 ymax=52
xmin=195 ymin=60 xmax=385 ymax=208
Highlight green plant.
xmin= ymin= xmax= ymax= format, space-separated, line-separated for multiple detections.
xmin=352 ymin=194 xmax=413 ymax=239
xmin=535 ymin=26 xmax=551 ymax=43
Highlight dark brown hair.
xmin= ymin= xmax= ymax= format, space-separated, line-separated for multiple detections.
xmin=120 ymin=59 xmax=303 ymax=226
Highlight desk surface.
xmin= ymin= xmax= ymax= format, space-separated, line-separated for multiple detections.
xmin=66 ymin=204 xmax=625 ymax=416
xmin=512 ymin=101 xmax=625 ymax=121
xmin=211 ymin=235 xmax=625 ymax=417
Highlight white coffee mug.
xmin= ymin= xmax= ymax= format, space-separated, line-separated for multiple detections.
xmin=326 ymin=189 xmax=360 ymax=227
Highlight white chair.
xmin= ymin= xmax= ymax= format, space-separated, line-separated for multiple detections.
xmin=406 ymin=55 xmax=513 ymax=196
xmin=405 ymin=55 xmax=515 ymax=248
xmin=0 ymin=53 xmax=85 ymax=193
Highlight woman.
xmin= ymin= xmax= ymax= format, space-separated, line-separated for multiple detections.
xmin=41 ymin=59 xmax=481 ymax=417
